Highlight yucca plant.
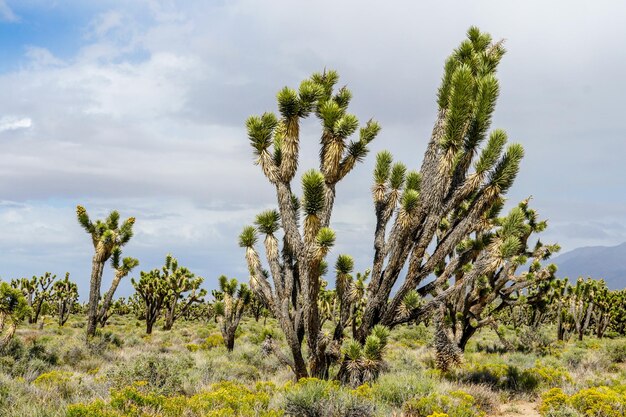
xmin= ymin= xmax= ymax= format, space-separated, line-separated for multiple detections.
xmin=51 ymin=272 xmax=78 ymax=326
xmin=76 ymin=206 xmax=135 ymax=337
xmin=337 ymin=325 xmax=389 ymax=386
xmin=0 ymin=281 xmax=31 ymax=349
xmin=213 ymin=275 xmax=251 ymax=351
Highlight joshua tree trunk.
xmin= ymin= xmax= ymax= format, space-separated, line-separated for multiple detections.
xmin=163 ymin=299 xmax=177 ymax=331
xmin=59 ymin=302 xmax=71 ymax=326
xmin=146 ymin=319 xmax=154 ymax=335
xmin=86 ymin=256 xmax=105 ymax=338
xmin=98 ymin=270 xmax=123 ymax=327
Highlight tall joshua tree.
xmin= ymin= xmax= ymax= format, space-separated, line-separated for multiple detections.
xmin=239 ymin=68 xmax=381 ymax=378
xmin=76 ymin=206 xmax=135 ymax=338
xmin=214 ymin=276 xmax=251 ymax=351
xmin=98 ymin=248 xmax=139 ymax=327
xmin=51 ymin=273 xmax=79 ymax=326
xmin=240 ymin=27 xmax=528 ymax=379
xmin=356 ymin=28 xmax=525 ymax=342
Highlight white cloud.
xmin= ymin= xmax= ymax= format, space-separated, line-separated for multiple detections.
xmin=0 ymin=116 xmax=32 ymax=132
xmin=0 ymin=0 xmax=17 ymax=22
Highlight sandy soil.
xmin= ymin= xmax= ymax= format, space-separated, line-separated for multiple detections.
xmin=496 ymin=400 xmax=540 ymax=417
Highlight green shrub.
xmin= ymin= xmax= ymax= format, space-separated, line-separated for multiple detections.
xmin=282 ymin=378 xmax=375 ymax=417
xmin=540 ymin=386 xmax=626 ymax=417
xmin=403 ymin=391 xmax=484 ymax=417
xmin=67 ymin=381 xmax=282 ymax=417
xmin=106 ymin=353 xmax=194 ymax=395
xmin=202 ymin=333 xmax=223 ymax=350
xmin=605 ymin=341 xmax=626 ymax=363
xmin=371 ymin=372 xmax=435 ymax=407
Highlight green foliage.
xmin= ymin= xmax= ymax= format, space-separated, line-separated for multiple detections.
xmin=67 ymin=381 xmax=281 ymax=417
xmin=403 ymin=391 xmax=484 ymax=417
xmin=283 ymin=378 xmax=375 ymax=417
xmin=238 ymin=226 xmax=258 ymax=248
xmin=540 ymin=386 xmax=626 ymax=417
xmin=301 ymin=170 xmax=325 ymax=216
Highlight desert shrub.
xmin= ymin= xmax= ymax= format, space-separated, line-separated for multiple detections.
xmin=186 ymin=343 xmax=200 ymax=352
xmin=604 ymin=341 xmax=626 ymax=363
xmin=62 ymin=346 xmax=87 ymax=365
xmin=391 ymin=323 xmax=433 ymax=348
xmin=33 ymin=370 xmax=76 ymax=399
xmin=107 ymin=353 xmax=195 ymax=395
xmin=16 ymin=357 xmax=51 ymax=381
xmin=516 ymin=326 xmax=556 ymax=355
xmin=561 ymin=347 xmax=588 ymax=368
xmin=27 ymin=340 xmax=59 ymax=365
xmin=282 ymin=378 xmax=375 ymax=417
xmin=0 ymin=337 xmax=25 ymax=360
xmin=202 ymin=333 xmax=224 ymax=350
xmin=540 ymin=386 xmax=626 ymax=417
xmin=569 ymin=386 xmax=625 ymax=417
xmin=67 ymin=381 xmax=282 ymax=417
xmin=530 ymin=362 xmax=573 ymax=387
xmin=455 ymin=384 xmax=499 ymax=414
xmin=451 ymin=359 xmax=571 ymax=394
xmin=402 ymin=391 xmax=484 ymax=417
xmin=370 ymin=372 xmax=435 ymax=407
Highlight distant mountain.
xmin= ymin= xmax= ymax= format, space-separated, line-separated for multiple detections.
xmin=551 ymin=243 xmax=626 ymax=290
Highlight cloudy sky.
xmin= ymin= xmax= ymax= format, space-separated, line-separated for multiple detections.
xmin=0 ymin=0 xmax=625 ymax=298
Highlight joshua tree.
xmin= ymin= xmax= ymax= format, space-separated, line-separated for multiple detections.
xmin=248 ymin=293 xmax=267 ymax=322
xmin=160 ymin=255 xmax=206 ymax=330
xmin=0 ymin=282 xmax=31 ymax=349
xmin=97 ymin=248 xmax=139 ymax=327
xmin=356 ymin=28 xmax=526 ymax=343
xmin=239 ymin=66 xmax=381 ymax=378
xmin=609 ymin=289 xmax=626 ymax=336
xmin=76 ymin=206 xmax=135 ymax=338
xmin=239 ymin=27 xmax=527 ymax=379
xmin=51 ymin=273 xmax=78 ymax=326
xmin=214 ymin=276 xmax=251 ymax=351
xmin=569 ymin=278 xmax=598 ymax=341
xmin=132 ymin=268 xmax=168 ymax=334
xmin=435 ymin=201 xmax=559 ymax=354
xmin=12 ymin=273 xmax=56 ymax=324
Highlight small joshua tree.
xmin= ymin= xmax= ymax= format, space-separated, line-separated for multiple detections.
xmin=132 ymin=268 xmax=168 ymax=335
xmin=214 ymin=276 xmax=251 ymax=351
xmin=161 ymin=255 xmax=206 ymax=331
xmin=12 ymin=273 xmax=56 ymax=324
xmin=0 ymin=282 xmax=31 ymax=349
xmin=569 ymin=277 xmax=599 ymax=341
xmin=76 ymin=206 xmax=135 ymax=338
xmin=51 ymin=273 xmax=78 ymax=326
xmin=98 ymin=248 xmax=139 ymax=327
xmin=336 ymin=325 xmax=389 ymax=386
